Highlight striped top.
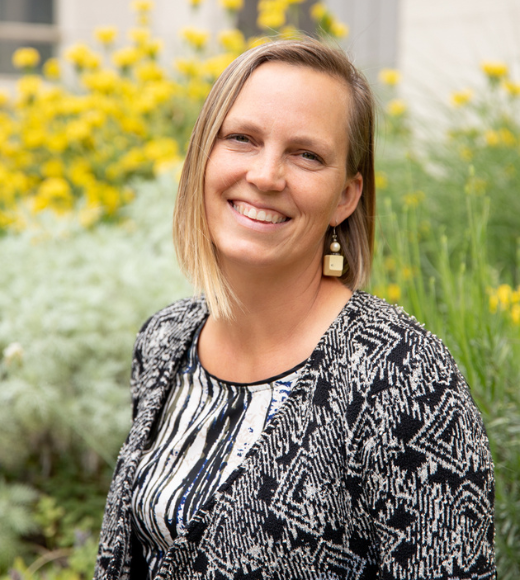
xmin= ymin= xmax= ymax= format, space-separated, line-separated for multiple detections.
xmin=131 ymin=325 xmax=303 ymax=578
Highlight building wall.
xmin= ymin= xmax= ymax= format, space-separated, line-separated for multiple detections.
xmin=328 ymin=0 xmax=400 ymax=79
xmin=398 ymin=0 xmax=520 ymax=123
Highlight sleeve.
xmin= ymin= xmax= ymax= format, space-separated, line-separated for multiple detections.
xmin=363 ymin=342 xmax=496 ymax=579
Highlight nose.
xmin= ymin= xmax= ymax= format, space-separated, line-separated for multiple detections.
xmin=246 ymin=149 xmax=286 ymax=192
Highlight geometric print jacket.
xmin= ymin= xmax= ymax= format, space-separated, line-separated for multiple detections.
xmin=94 ymin=291 xmax=496 ymax=580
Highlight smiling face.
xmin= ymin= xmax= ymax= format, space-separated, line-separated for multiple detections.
xmin=204 ymin=61 xmax=362 ymax=278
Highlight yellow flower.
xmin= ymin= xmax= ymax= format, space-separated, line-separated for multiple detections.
xmin=330 ymin=20 xmax=349 ymax=38
xmin=112 ymin=47 xmax=141 ymax=69
xmin=43 ymin=58 xmax=60 ymax=80
xmin=186 ymin=78 xmax=212 ymax=100
xmin=375 ymin=171 xmax=388 ymax=190
xmin=499 ymin=128 xmax=516 ymax=147
xmin=203 ymin=53 xmax=236 ymax=79
xmin=503 ymin=80 xmax=520 ymax=97
xmin=386 ymin=99 xmax=407 ymax=116
xmin=33 ymin=178 xmax=74 ymax=214
xmin=189 ymin=0 xmax=204 ymax=6
xmin=257 ymin=2 xmax=286 ymax=29
xmin=218 ymin=29 xmax=246 ymax=53
xmin=481 ymin=60 xmax=508 ymax=80
xmin=180 ymin=27 xmax=210 ymax=51
xmin=135 ymin=61 xmax=164 ymax=82
xmin=66 ymin=119 xmax=92 ymax=144
xmin=131 ymin=0 xmax=154 ymax=12
xmin=69 ymin=160 xmax=95 ymax=188
xmin=12 ymin=47 xmax=40 ymax=69
xmin=17 ymin=75 xmax=43 ymax=99
xmin=489 ymin=294 xmax=498 ymax=314
xmin=459 ymin=146 xmax=473 ymax=161
xmin=219 ymin=0 xmax=244 ymax=11
xmin=174 ymin=57 xmax=201 ymax=78
xmin=100 ymin=184 xmax=121 ymax=215
xmin=94 ymin=26 xmax=118 ymax=45
xmin=0 ymin=91 xmax=9 ymax=107
xmin=47 ymin=132 xmax=68 ymax=152
xmin=310 ymin=3 xmax=327 ymax=21
xmin=121 ymin=112 xmax=146 ymax=133
xmin=144 ymin=137 xmax=179 ymax=161
xmin=450 ymin=89 xmax=473 ymax=107
xmin=65 ymin=43 xmax=101 ymax=71
xmin=497 ymin=284 xmax=512 ymax=308
xmin=484 ymin=130 xmax=499 ymax=147
xmin=82 ymin=69 xmax=120 ymax=93
xmin=511 ymin=304 xmax=520 ymax=325
xmin=379 ymin=68 xmax=401 ymax=86
xmin=403 ymin=190 xmax=425 ymax=208
xmin=128 ymin=27 xmax=151 ymax=46
xmin=387 ymin=284 xmax=401 ymax=303
xmin=144 ymin=39 xmax=163 ymax=58
xmin=42 ymin=159 xmax=65 ymax=178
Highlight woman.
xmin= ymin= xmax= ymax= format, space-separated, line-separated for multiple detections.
xmin=95 ymin=39 xmax=495 ymax=580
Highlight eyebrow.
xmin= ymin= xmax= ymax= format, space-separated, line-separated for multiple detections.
xmin=220 ymin=117 xmax=336 ymax=157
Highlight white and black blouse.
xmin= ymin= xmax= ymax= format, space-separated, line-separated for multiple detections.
xmin=131 ymin=325 xmax=303 ymax=578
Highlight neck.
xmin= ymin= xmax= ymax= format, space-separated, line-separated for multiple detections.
xmin=198 ymin=258 xmax=353 ymax=382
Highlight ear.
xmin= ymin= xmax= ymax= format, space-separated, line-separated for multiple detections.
xmin=330 ymin=172 xmax=363 ymax=227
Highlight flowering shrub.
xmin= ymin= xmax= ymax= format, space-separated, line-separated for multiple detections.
xmin=0 ymin=0 xmax=348 ymax=234
xmin=2 ymin=2 xmax=520 ymax=578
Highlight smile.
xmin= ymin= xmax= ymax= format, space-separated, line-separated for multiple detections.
xmin=231 ymin=201 xmax=288 ymax=224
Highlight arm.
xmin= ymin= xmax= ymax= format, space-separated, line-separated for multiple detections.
xmin=364 ymin=344 xmax=495 ymax=579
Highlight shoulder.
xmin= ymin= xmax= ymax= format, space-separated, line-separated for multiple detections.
xmin=134 ymin=295 xmax=209 ymax=359
xmin=330 ymin=291 xmax=474 ymax=406
xmin=339 ymin=290 xmax=454 ymax=369
xmin=129 ymin=296 xmax=208 ymax=406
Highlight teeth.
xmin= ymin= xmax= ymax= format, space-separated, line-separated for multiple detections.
xmin=232 ymin=202 xmax=287 ymax=224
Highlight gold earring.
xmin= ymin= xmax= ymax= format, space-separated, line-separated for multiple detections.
xmin=323 ymin=227 xmax=344 ymax=277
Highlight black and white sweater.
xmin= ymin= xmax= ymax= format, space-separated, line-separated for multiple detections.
xmin=94 ymin=291 xmax=496 ymax=580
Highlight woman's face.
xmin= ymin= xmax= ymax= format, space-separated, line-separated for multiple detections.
xmin=204 ymin=61 xmax=362 ymax=277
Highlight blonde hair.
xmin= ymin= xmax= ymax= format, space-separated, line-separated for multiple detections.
xmin=173 ymin=38 xmax=376 ymax=319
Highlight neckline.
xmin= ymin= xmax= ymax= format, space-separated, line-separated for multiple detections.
xmin=191 ymin=289 xmax=359 ymax=388
xmin=191 ymin=323 xmax=308 ymax=387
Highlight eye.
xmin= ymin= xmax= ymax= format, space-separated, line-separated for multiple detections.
xmin=229 ymin=134 xmax=250 ymax=143
xmin=301 ymin=151 xmax=322 ymax=163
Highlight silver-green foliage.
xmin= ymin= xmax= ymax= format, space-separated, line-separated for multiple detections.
xmin=0 ymin=480 xmax=38 ymax=570
xmin=0 ymin=175 xmax=191 ymax=472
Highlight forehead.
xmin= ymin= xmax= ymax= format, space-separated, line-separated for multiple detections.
xmin=224 ymin=61 xmax=350 ymax=142
xmin=233 ymin=60 xmax=349 ymax=110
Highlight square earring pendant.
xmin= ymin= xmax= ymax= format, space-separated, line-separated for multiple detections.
xmin=323 ymin=254 xmax=344 ymax=277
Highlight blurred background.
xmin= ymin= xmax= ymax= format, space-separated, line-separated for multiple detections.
xmin=0 ymin=1 xmax=519 ymax=578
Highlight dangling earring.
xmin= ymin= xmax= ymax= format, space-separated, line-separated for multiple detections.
xmin=323 ymin=226 xmax=344 ymax=277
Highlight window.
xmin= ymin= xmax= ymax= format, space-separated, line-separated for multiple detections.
xmin=0 ymin=0 xmax=57 ymax=74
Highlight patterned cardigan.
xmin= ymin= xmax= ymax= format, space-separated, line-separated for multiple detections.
xmin=94 ymin=291 xmax=496 ymax=580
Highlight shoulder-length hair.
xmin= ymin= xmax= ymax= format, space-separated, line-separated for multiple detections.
xmin=173 ymin=38 xmax=376 ymax=319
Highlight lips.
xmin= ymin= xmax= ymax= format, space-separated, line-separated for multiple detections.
xmin=231 ymin=201 xmax=288 ymax=224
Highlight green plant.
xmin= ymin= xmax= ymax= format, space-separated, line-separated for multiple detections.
xmin=0 ymin=479 xmax=38 ymax=570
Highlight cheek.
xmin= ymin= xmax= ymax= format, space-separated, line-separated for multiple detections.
xmin=206 ymin=147 xmax=243 ymax=194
